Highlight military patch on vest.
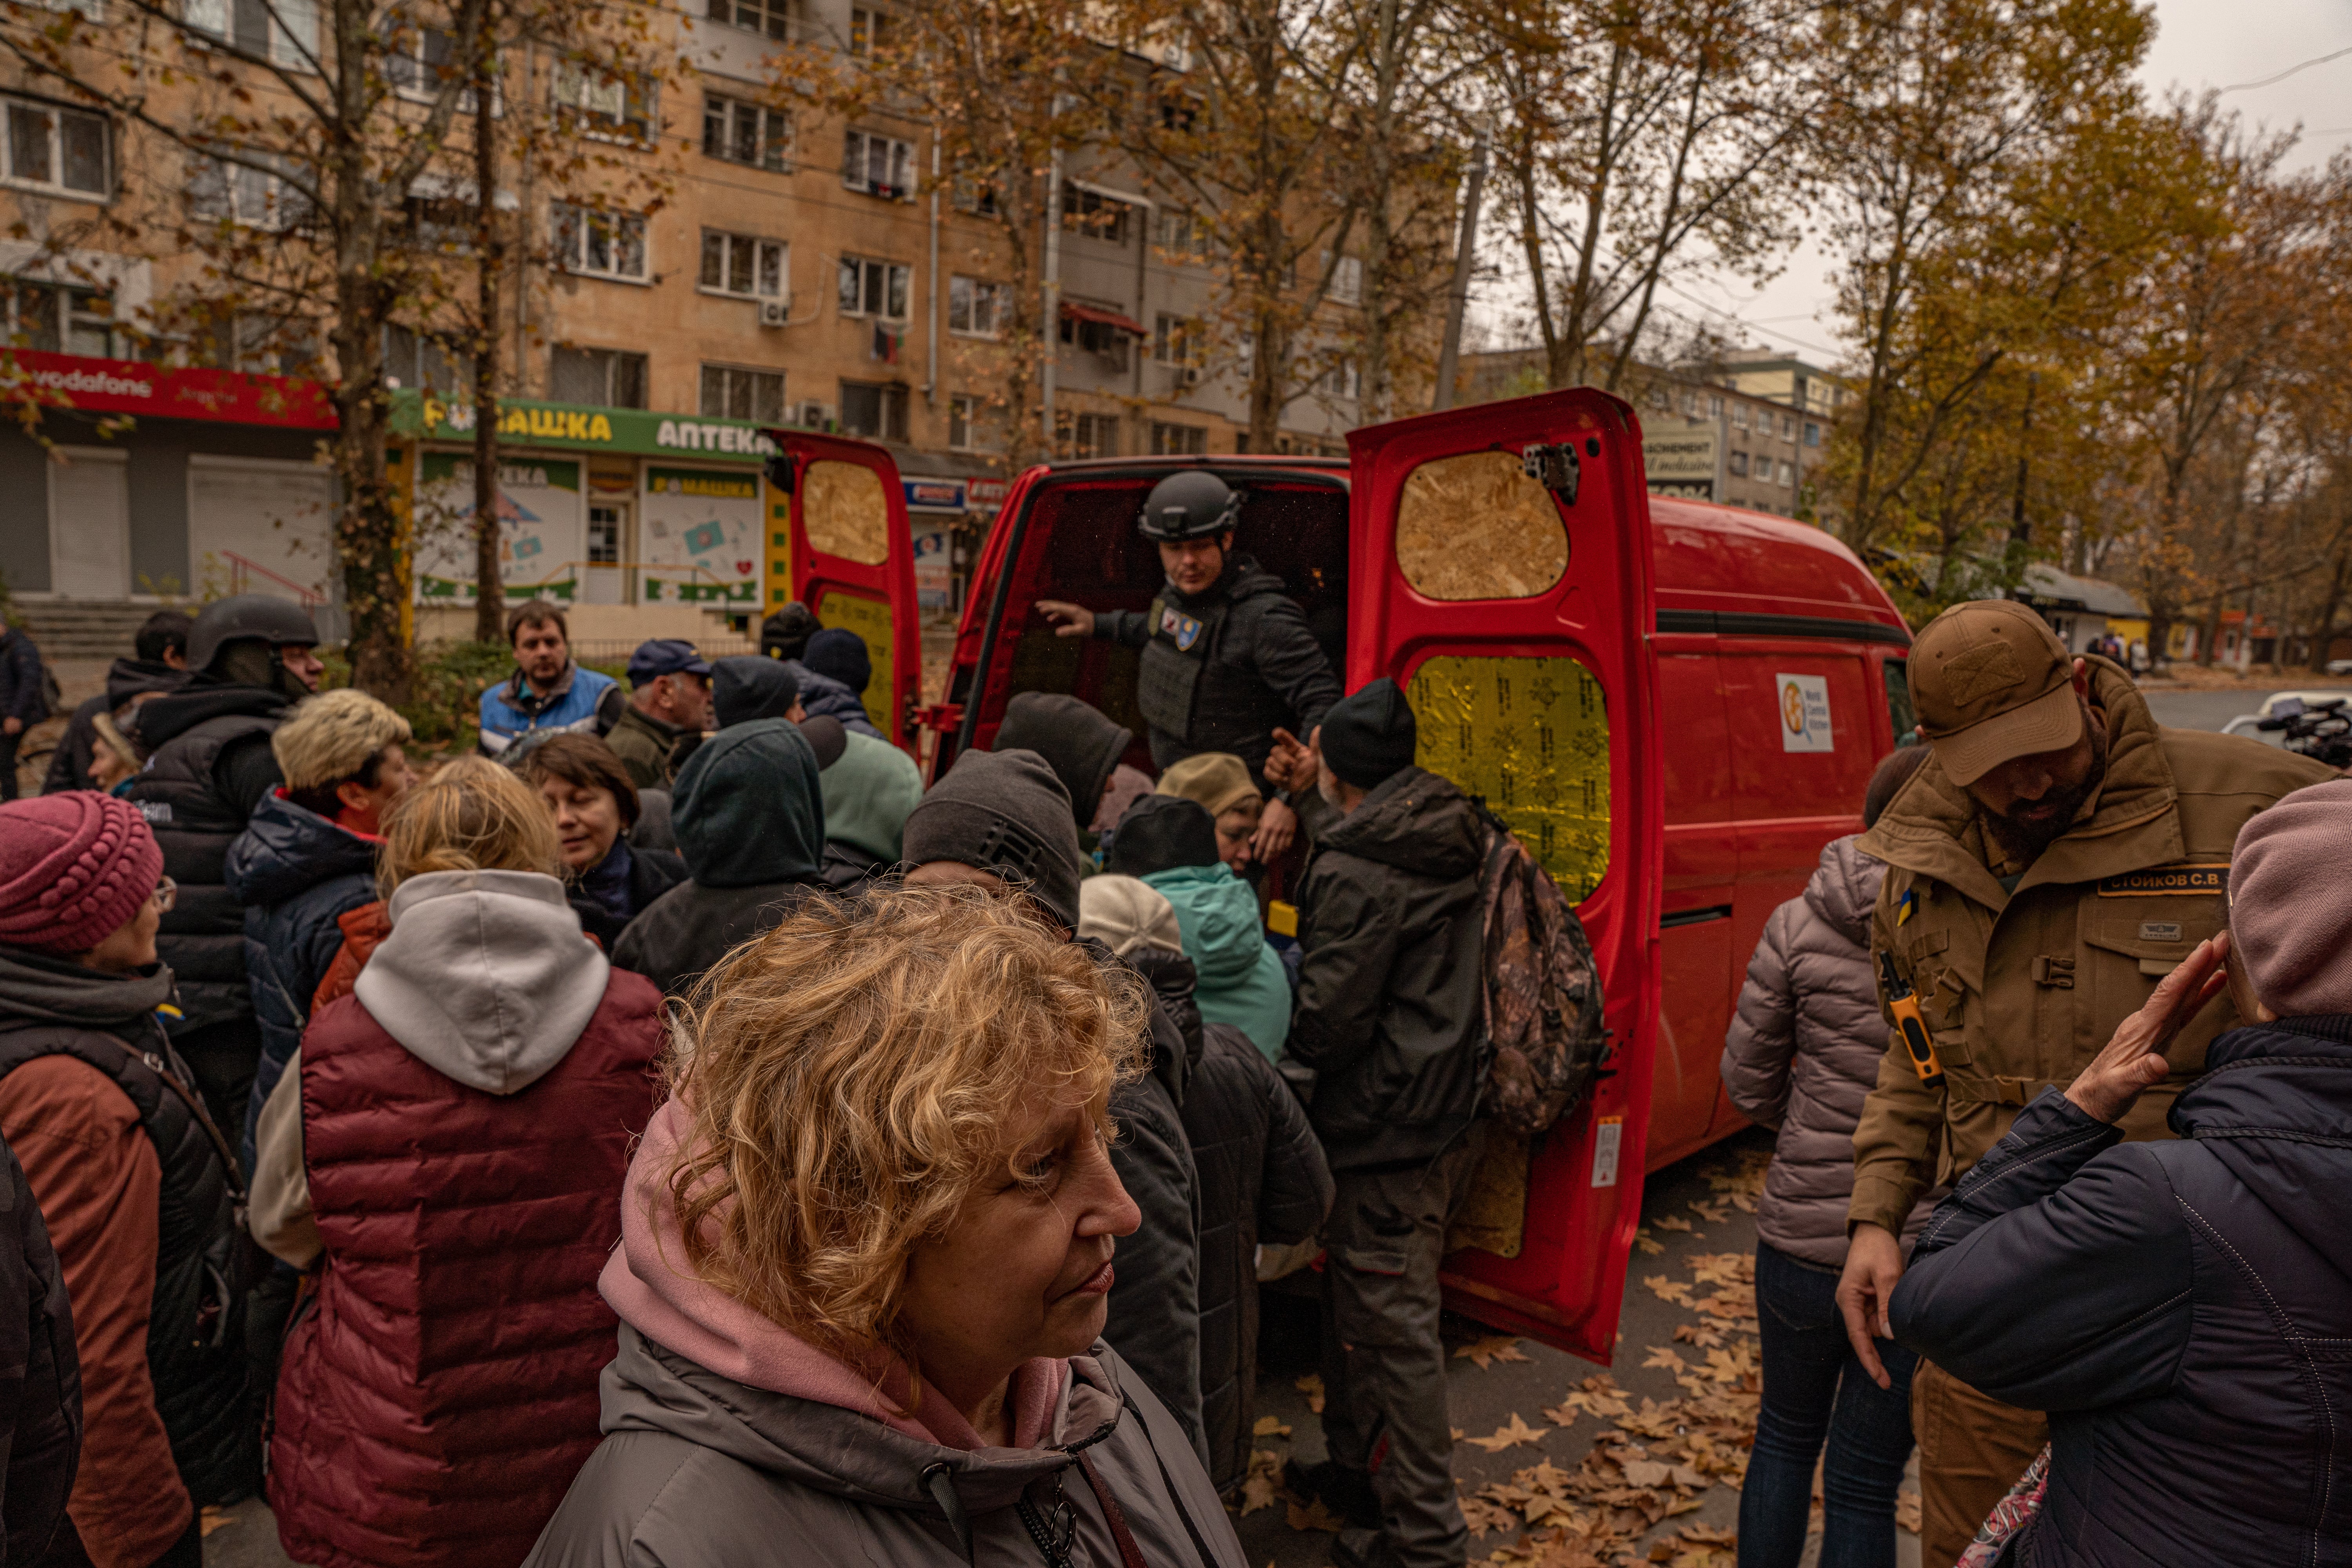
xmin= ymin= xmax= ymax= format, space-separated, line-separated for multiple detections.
xmin=2097 ymin=863 xmax=2228 ymax=897
xmin=1160 ymin=604 xmax=1205 ymax=652
xmin=1896 ymin=889 xmax=1917 ymax=925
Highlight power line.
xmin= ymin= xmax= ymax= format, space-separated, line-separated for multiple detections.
xmin=2217 ymin=44 xmax=2352 ymax=93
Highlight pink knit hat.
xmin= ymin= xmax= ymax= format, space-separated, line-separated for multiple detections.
xmin=0 ymin=793 xmax=165 ymax=954
xmin=2229 ymin=777 xmax=2352 ymax=1018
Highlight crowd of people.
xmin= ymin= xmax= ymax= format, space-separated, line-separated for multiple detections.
xmin=0 ymin=470 xmax=2345 ymax=1568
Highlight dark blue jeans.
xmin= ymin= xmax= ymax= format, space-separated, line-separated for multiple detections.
xmin=1737 ymin=1241 xmax=1920 ymax=1568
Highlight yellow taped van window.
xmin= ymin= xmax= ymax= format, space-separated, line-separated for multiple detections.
xmin=809 ymin=588 xmax=895 ymax=735
xmin=802 ymin=461 xmax=891 ymax=564
xmin=1394 ymin=450 xmax=1568 ymax=601
xmin=1409 ymin=654 xmax=1609 ymax=898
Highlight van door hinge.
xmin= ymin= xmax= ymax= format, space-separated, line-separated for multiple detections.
xmin=1522 ymin=443 xmax=1581 ymax=505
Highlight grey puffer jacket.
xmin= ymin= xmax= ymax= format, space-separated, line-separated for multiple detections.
xmin=1720 ymin=837 xmax=1935 ymax=1268
xmin=524 ymin=1327 xmax=1249 ymax=1568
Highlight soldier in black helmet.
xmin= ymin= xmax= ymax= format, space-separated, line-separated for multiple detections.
xmin=120 ymin=594 xmax=323 ymax=1134
xmin=1035 ymin=470 xmax=1341 ymax=864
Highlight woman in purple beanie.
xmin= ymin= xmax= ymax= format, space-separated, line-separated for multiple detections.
xmin=0 ymin=791 xmax=252 ymax=1567
xmin=1884 ymin=776 xmax=2352 ymax=1568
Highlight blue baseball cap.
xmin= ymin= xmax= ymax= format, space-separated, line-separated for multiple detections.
xmin=626 ymin=639 xmax=713 ymax=688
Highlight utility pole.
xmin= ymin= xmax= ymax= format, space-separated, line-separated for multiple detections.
xmin=1430 ymin=123 xmax=1489 ymax=412
xmin=469 ymin=12 xmax=503 ymax=642
xmin=1042 ymin=141 xmax=1064 ymax=452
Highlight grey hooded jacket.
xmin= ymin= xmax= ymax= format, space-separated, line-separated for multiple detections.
xmin=1720 ymin=837 xmax=1936 ymax=1269
xmin=524 ymin=1327 xmax=1249 ymax=1568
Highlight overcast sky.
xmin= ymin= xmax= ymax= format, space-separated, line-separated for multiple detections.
xmin=1492 ymin=0 xmax=2352 ymax=368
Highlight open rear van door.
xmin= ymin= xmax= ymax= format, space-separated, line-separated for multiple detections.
xmin=1346 ymin=388 xmax=1663 ymax=1364
xmin=762 ymin=431 xmax=922 ymax=755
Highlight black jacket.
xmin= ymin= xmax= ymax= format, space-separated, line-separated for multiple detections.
xmin=1891 ymin=1020 xmax=2352 ymax=1567
xmin=613 ymin=880 xmax=826 ymax=998
xmin=0 ymin=1130 xmax=80 ymax=1563
xmin=1290 ymin=766 xmax=1488 ymax=1171
xmin=1150 ymin=946 xmax=1332 ymax=1495
xmin=567 ymin=842 xmax=688 ymax=952
xmin=41 ymin=657 xmax=187 ymax=793
xmin=0 ymin=630 xmax=42 ymax=731
xmin=1096 ymin=556 xmax=1340 ymax=781
xmin=222 ymin=789 xmax=381 ymax=1169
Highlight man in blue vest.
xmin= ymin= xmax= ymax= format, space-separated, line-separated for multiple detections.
xmin=477 ymin=601 xmax=621 ymax=758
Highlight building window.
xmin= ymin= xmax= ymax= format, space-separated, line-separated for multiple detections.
xmin=1060 ymin=412 xmax=1119 ymax=459
xmin=848 ymin=4 xmax=890 ymax=54
xmin=1151 ymin=421 xmax=1207 ymax=456
xmin=1060 ymin=184 xmax=1131 ymax=244
xmin=1326 ymin=252 xmax=1362 ymax=305
xmin=1728 ymin=450 xmax=1749 ymax=478
xmin=947 ymin=394 xmax=980 ymax=451
xmin=2 ymin=98 xmax=108 ymax=198
xmin=1781 ymin=412 xmax=1797 ymax=439
xmin=701 ymin=363 xmax=785 ymax=422
xmin=701 ymin=230 xmax=786 ymax=299
xmin=551 ymin=63 xmax=657 ymax=141
xmin=1731 ymin=402 xmax=1749 ymax=430
xmin=4 ymin=279 xmax=118 ymax=357
xmin=1648 ymin=385 xmax=1670 ymax=409
xmin=383 ymin=323 xmax=470 ymax=392
xmin=951 ymin=175 xmax=999 ymax=216
xmin=550 ymin=345 xmax=647 ymax=407
xmin=839 ymin=379 xmax=907 ymax=441
xmin=385 ymin=24 xmax=486 ymax=108
xmin=1317 ymin=360 xmax=1361 ymax=400
xmin=707 ymin=0 xmax=798 ymax=42
xmin=587 ymin=505 xmax=621 ymax=565
xmin=842 ymin=128 xmax=913 ymax=198
xmin=1804 ymin=421 xmax=1821 ymax=448
xmin=703 ymin=93 xmax=789 ymax=170
xmin=837 ymin=256 xmax=909 ymax=319
xmin=1155 ymin=208 xmax=1209 ymax=260
xmin=189 ymin=154 xmax=310 ymax=230
xmin=1152 ymin=313 xmax=1201 ymax=367
xmin=187 ymin=0 xmax=316 ymax=64
xmin=205 ymin=314 xmax=319 ymax=375
xmin=1707 ymin=394 xmax=1723 ymax=418
xmin=947 ymin=275 xmax=1010 ymax=338
xmin=551 ymin=202 xmax=648 ymax=281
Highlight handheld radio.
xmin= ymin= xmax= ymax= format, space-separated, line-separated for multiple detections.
xmin=1877 ymin=951 xmax=1947 ymax=1090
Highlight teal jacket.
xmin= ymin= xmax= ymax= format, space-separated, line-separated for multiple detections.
xmin=1143 ymin=863 xmax=1292 ymax=1062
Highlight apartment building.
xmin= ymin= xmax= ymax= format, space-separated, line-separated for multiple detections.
xmin=0 ymin=0 xmax=1366 ymax=636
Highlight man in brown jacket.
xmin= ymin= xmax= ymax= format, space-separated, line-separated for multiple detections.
xmin=1834 ymin=600 xmax=2333 ymax=1566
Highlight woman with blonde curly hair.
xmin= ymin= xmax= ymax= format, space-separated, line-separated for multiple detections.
xmin=251 ymin=755 xmax=667 ymax=1568
xmin=530 ymin=886 xmax=1250 ymax=1568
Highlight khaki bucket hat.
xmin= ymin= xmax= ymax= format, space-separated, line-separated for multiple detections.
xmin=1909 ymin=600 xmax=2082 ymax=786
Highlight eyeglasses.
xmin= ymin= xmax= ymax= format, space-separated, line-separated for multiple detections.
xmin=151 ymin=877 xmax=176 ymax=913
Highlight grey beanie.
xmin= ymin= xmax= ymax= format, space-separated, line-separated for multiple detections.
xmin=901 ymin=748 xmax=1085 ymax=929
xmin=1319 ymin=677 xmax=1418 ymax=790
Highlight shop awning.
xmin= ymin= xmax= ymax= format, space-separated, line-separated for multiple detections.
xmin=1061 ymin=302 xmax=1147 ymax=336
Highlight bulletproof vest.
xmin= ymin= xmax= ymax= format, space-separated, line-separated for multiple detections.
xmin=123 ymin=713 xmax=281 ymax=1029
xmin=0 ymin=1019 xmax=257 ymax=1504
xmin=1134 ymin=589 xmax=1297 ymax=765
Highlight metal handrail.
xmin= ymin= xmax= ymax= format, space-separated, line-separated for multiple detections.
xmin=221 ymin=552 xmax=327 ymax=609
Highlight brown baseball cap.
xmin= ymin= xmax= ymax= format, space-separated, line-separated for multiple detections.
xmin=1908 ymin=600 xmax=2082 ymax=786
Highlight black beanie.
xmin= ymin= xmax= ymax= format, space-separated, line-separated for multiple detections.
xmin=804 ymin=628 xmax=873 ymax=695
xmin=711 ymin=656 xmax=801 ymax=730
xmin=1319 ymin=677 xmax=1417 ymax=790
xmin=760 ymin=602 xmax=820 ymax=663
xmin=994 ymin=692 xmax=1132 ymax=830
xmin=1104 ymin=794 xmax=1220 ymax=878
xmin=902 ymin=748 xmax=1085 ymax=930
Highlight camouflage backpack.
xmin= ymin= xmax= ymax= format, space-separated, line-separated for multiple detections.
xmin=1473 ymin=808 xmax=1607 ymax=1136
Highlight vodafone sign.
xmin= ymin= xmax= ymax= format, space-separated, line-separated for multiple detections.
xmin=4 ymin=350 xmax=337 ymax=430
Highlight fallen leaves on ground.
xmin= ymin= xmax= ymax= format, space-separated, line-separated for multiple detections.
xmin=199 ymin=1507 xmax=236 ymax=1537
xmin=1456 ymin=1334 xmax=1534 ymax=1370
xmin=1240 ymin=1448 xmax=1284 ymax=1515
xmin=1287 ymin=1496 xmax=1345 ymax=1533
xmin=1634 ymin=1227 xmax=1666 ymax=1256
xmin=1653 ymin=1213 xmax=1693 ymax=1234
xmin=1897 ymin=1489 xmax=1923 ymax=1534
xmin=1464 ymin=1412 xmax=1550 ymax=1452
xmin=1294 ymin=1372 xmax=1326 ymax=1414
xmin=1688 ymin=1198 xmax=1731 ymax=1225
xmin=1252 ymin=1415 xmax=1292 ymax=1439
xmin=1644 ymin=1275 xmax=1695 ymax=1307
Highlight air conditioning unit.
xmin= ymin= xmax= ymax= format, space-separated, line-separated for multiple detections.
xmin=758 ymin=298 xmax=790 ymax=328
xmin=1179 ymin=366 xmax=1201 ymax=387
xmin=798 ymin=401 xmax=835 ymax=430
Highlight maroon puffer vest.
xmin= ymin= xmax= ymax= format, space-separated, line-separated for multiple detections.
xmin=269 ymin=969 xmax=664 ymax=1568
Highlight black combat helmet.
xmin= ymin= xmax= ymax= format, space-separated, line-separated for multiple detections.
xmin=1135 ymin=470 xmax=1241 ymax=541
xmin=187 ymin=593 xmax=319 ymax=675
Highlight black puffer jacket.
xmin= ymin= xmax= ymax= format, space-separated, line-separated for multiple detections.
xmin=1145 ymin=947 xmax=1332 ymax=1495
xmin=0 ymin=1129 xmax=80 ymax=1563
xmin=1290 ymin=766 xmax=1488 ymax=1171
xmin=1096 ymin=556 xmax=1341 ymax=781
xmin=223 ymin=788 xmax=379 ymax=1169
xmin=1891 ymin=1020 xmax=2352 ymax=1566
xmin=42 ymin=656 xmax=187 ymax=793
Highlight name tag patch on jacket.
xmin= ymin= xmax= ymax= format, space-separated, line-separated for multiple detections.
xmin=1160 ymin=605 xmax=1204 ymax=651
xmin=2097 ymin=864 xmax=2227 ymax=897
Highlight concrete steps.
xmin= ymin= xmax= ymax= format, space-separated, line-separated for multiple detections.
xmin=7 ymin=598 xmax=162 ymax=661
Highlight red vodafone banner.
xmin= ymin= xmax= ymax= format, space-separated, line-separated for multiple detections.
xmin=2 ymin=350 xmax=337 ymax=429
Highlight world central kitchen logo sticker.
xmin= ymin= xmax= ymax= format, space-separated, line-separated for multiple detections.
xmin=1777 ymin=673 xmax=1834 ymax=753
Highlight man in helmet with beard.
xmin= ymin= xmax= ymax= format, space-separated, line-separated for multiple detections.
xmin=1035 ymin=470 xmax=1341 ymax=864
xmin=121 ymin=594 xmax=323 ymax=1134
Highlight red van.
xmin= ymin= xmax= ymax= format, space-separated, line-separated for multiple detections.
xmin=764 ymin=388 xmax=1911 ymax=1363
